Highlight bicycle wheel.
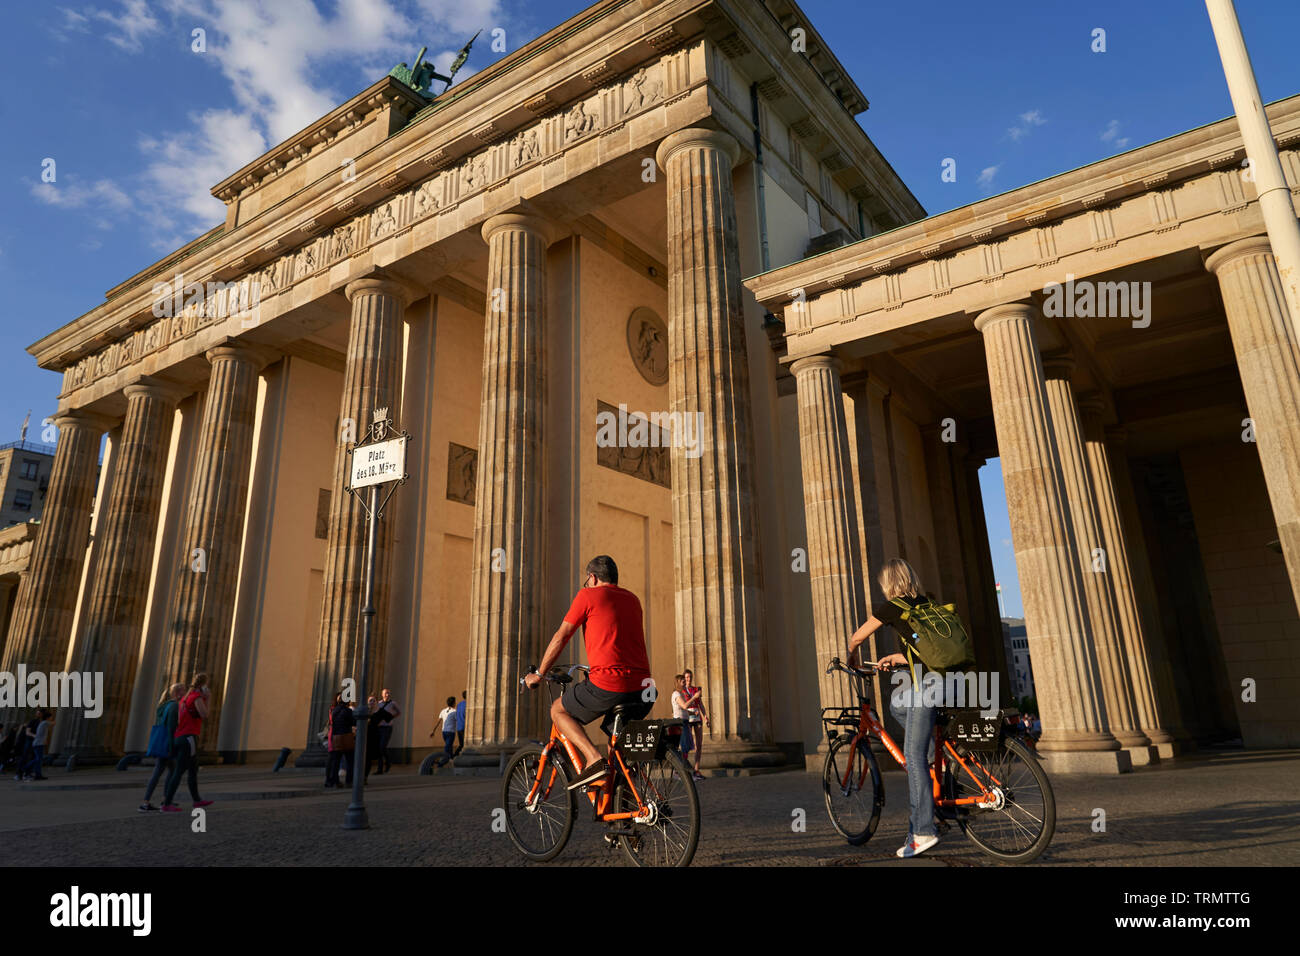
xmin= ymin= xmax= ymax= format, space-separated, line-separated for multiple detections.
xmin=500 ymin=744 xmax=576 ymax=862
xmin=948 ymin=736 xmax=1055 ymax=863
xmin=822 ymin=735 xmax=883 ymax=845
xmin=614 ymin=748 xmax=700 ymax=867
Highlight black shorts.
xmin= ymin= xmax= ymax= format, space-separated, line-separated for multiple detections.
xmin=561 ymin=680 xmax=651 ymax=735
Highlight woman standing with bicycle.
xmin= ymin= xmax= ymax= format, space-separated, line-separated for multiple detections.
xmin=847 ymin=558 xmax=944 ymax=859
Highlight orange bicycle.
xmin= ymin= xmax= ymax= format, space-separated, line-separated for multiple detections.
xmin=822 ymin=657 xmax=1055 ymax=863
xmin=501 ymin=665 xmax=700 ymax=867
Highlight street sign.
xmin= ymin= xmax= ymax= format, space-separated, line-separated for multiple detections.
xmin=349 ymin=436 xmax=406 ymax=489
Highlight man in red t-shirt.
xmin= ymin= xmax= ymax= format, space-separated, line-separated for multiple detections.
xmin=523 ymin=555 xmax=652 ymax=788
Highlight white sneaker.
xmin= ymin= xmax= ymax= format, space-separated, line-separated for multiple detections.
xmin=896 ymin=834 xmax=939 ymax=858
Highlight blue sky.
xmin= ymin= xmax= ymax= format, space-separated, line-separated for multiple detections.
xmin=2 ymin=0 xmax=1298 ymax=619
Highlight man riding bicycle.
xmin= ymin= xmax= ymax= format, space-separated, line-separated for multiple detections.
xmin=522 ymin=555 xmax=653 ymax=789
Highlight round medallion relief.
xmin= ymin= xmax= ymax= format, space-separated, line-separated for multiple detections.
xmin=626 ymin=307 xmax=669 ymax=386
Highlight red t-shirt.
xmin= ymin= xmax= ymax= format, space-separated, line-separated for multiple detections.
xmin=175 ymin=690 xmax=204 ymax=738
xmin=563 ymin=585 xmax=652 ymax=693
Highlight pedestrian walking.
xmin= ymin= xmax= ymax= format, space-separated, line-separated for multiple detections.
xmin=325 ymin=692 xmax=355 ymax=787
xmin=11 ymin=713 xmax=38 ymax=780
xmin=453 ymin=690 xmax=467 ymax=756
xmin=364 ymin=695 xmax=383 ymax=780
xmin=162 ymin=674 xmax=213 ymax=812
xmin=0 ymin=724 xmax=15 ymax=772
xmin=375 ymin=688 xmax=401 ymax=773
xmin=671 ymin=674 xmax=694 ymax=760
xmin=432 ymin=697 xmax=457 ymax=767
xmin=139 ymin=683 xmax=184 ymax=812
xmin=681 ymin=668 xmax=709 ymax=780
xmin=18 ymin=710 xmax=53 ymax=780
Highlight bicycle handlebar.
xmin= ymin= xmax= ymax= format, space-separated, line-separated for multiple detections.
xmin=826 ymin=656 xmax=881 ymax=678
xmin=518 ymin=663 xmax=590 ymax=687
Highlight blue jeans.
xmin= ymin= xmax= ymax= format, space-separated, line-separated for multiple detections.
xmin=21 ymin=745 xmax=44 ymax=777
xmin=143 ymin=756 xmax=173 ymax=801
xmin=889 ymin=687 xmax=937 ymax=839
xmin=437 ymin=731 xmax=456 ymax=766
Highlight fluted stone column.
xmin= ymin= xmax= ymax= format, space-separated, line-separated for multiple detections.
xmin=164 ymin=342 xmax=273 ymax=753
xmin=792 ymin=355 xmax=866 ymax=746
xmin=1077 ymin=396 xmax=1177 ymax=753
xmin=1042 ymin=357 xmax=1149 ymax=752
xmin=0 ymin=411 xmax=110 ymax=698
xmin=920 ymin=424 xmax=973 ymax=621
xmin=1104 ymin=427 xmax=1193 ymax=749
xmin=301 ymin=274 xmax=413 ymax=763
xmin=464 ymin=213 xmax=554 ymax=755
xmin=0 ymin=576 xmax=19 ymax=662
xmin=657 ymin=128 xmax=778 ymax=766
xmin=954 ymin=452 xmax=1010 ymax=684
xmin=974 ymin=304 xmax=1124 ymax=771
xmin=62 ymin=380 xmax=183 ymax=760
xmin=1206 ymin=235 xmax=1300 ymax=610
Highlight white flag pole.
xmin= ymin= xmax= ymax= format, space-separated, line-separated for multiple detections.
xmin=1205 ymin=0 xmax=1300 ymax=340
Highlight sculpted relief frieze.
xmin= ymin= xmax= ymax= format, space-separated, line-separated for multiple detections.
xmin=62 ymin=51 xmax=683 ymax=397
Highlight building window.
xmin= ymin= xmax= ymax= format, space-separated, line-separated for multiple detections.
xmin=805 ymin=190 xmax=822 ymax=236
xmin=20 ymin=459 xmax=39 ymax=481
xmin=13 ymin=489 xmax=33 ymax=512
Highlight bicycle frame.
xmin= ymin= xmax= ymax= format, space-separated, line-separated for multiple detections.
xmin=521 ymin=679 xmax=652 ymax=822
xmin=831 ymin=666 xmax=1007 ymax=809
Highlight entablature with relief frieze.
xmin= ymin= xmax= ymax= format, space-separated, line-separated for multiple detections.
xmin=748 ymin=97 xmax=1300 ymax=360
xmin=53 ymin=41 xmax=705 ymax=404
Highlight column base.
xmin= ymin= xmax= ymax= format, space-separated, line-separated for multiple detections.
xmin=58 ymin=747 xmax=121 ymax=769
xmin=1123 ymin=744 xmax=1159 ymax=767
xmin=1034 ymin=748 xmax=1132 ymax=774
xmin=1038 ymin=730 xmax=1122 ymax=751
xmin=1154 ymin=741 xmax=1182 ymax=759
xmin=294 ymin=744 xmax=328 ymax=768
xmin=1113 ymin=730 xmax=1152 ymax=748
xmin=694 ymin=739 xmax=788 ymax=771
xmin=455 ymin=744 xmax=526 ymax=774
xmin=1142 ymin=728 xmax=1177 ymax=746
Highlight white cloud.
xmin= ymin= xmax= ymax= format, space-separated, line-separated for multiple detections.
xmin=977 ymin=165 xmax=1000 ymax=188
xmin=59 ymin=0 xmax=163 ymax=51
xmin=30 ymin=178 xmax=133 ymax=211
xmin=47 ymin=1 xmax=506 ymax=246
xmin=1007 ymin=109 xmax=1046 ymax=142
xmin=1100 ymin=119 xmax=1130 ymax=150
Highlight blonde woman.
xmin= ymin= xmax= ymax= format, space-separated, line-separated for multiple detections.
xmin=139 ymin=683 xmax=185 ymax=812
xmin=847 ymin=558 xmax=938 ymax=859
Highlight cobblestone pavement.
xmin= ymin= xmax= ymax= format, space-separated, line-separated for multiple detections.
xmin=2 ymin=748 xmax=1296 ymax=866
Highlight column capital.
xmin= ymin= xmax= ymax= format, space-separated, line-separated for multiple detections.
xmin=205 ymin=339 xmax=279 ymax=371
xmin=1205 ymin=234 xmax=1273 ymax=275
xmin=53 ymin=408 xmax=115 ymax=435
xmin=480 ymin=211 xmax=562 ymax=248
xmin=656 ymin=127 xmax=742 ymax=172
xmin=124 ymin=376 xmax=188 ymax=406
xmin=1077 ymin=391 xmax=1107 ymax=440
xmin=1041 ymin=351 xmax=1076 ymax=380
xmin=973 ymin=301 xmax=1037 ymax=333
xmin=789 ymin=353 xmax=842 ymax=377
xmin=344 ymin=271 xmax=422 ymax=308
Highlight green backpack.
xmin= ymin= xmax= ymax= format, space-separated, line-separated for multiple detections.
xmin=890 ymin=597 xmax=976 ymax=678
